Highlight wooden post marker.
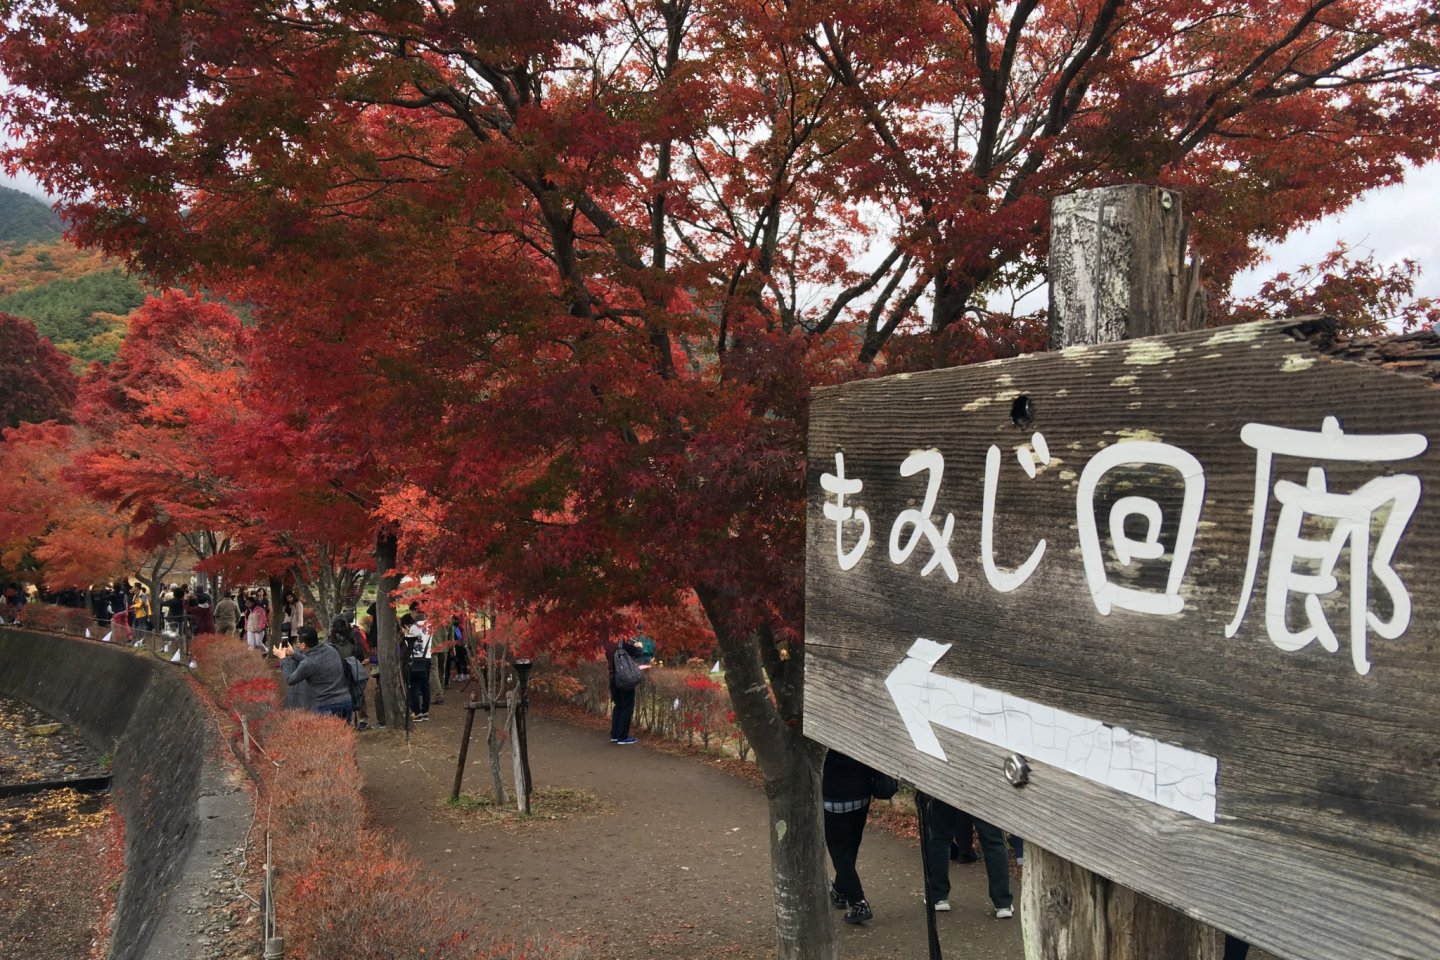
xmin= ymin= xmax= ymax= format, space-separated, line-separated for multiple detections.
xmin=802 ymin=184 xmax=1440 ymax=960
xmin=1027 ymin=185 xmax=1217 ymax=960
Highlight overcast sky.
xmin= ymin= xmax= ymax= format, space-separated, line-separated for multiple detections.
xmin=5 ymin=162 xmax=1437 ymax=307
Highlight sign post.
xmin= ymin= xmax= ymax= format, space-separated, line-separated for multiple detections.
xmin=804 ymin=187 xmax=1440 ymax=960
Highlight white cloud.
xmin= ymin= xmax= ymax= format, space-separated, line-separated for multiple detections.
xmin=1234 ymin=162 xmax=1440 ymax=303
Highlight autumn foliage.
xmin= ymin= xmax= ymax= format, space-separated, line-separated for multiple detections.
xmin=0 ymin=311 xmax=75 ymax=428
xmin=4 ymin=3 xmax=1440 ymax=955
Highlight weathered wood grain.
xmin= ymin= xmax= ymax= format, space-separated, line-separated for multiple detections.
xmin=1048 ymin=185 xmax=1206 ymax=348
xmin=1041 ymin=182 xmax=1218 ymax=960
xmin=804 ymin=319 xmax=1440 ymax=960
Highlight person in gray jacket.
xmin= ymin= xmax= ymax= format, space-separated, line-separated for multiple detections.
xmin=278 ymin=626 xmax=353 ymax=721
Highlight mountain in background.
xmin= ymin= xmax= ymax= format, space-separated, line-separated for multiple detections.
xmin=0 ymin=185 xmax=145 ymax=366
xmin=0 ymin=184 xmax=64 ymax=244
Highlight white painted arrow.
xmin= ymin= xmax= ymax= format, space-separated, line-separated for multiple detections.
xmin=884 ymin=638 xmax=1218 ymax=822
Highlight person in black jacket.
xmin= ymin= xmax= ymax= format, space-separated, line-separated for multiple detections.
xmin=823 ymin=749 xmax=879 ymax=925
xmin=604 ymin=632 xmax=646 ymax=744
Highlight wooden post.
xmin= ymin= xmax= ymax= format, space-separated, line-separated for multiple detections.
xmin=450 ymin=697 xmax=480 ymax=801
xmin=1023 ymin=184 xmax=1217 ymax=960
xmin=507 ymin=690 xmax=530 ymax=814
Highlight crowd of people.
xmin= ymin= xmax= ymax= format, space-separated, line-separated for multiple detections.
xmin=207 ymin=597 xmax=476 ymax=732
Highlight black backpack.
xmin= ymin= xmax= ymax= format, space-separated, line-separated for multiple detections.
xmin=342 ymin=656 xmax=368 ymax=706
xmin=613 ymin=645 xmax=644 ymax=690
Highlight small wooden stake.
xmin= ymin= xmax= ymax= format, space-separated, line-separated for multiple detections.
xmin=508 ymin=690 xmax=530 ymax=814
xmin=450 ymin=696 xmax=480 ymax=801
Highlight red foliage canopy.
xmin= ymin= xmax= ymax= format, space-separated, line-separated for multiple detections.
xmin=0 ymin=311 xmax=76 ymax=428
xmin=5 ymin=6 xmax=1438 ymax=951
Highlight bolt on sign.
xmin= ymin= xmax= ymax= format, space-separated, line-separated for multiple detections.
xmin=803 ymin=319 xmax=1440 ymax=960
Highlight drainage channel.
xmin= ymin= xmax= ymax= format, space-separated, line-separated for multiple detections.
xmin=0 ymin=693 xmax=122 ymax=959
xmin=0 ymin=692 xmax=112 ymax=850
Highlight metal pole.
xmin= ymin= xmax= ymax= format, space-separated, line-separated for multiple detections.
xmin=916 ymin=792 xmax=943 ymax=960
xmin=263 ymin=938 xmax=285 ymax=959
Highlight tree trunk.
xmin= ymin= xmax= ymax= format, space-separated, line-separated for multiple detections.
xmin=758 ymin=739 xmax=832 ymax=960
xmin=696 ymin=584 xmax=837 ymax=960
xmin=267 ymin=575 xmax=284 ymax=649
xmin=1027 ymin=184 xmax=1217 ymax=960
xmin=374 ymin=529 xmax=406 ymax=728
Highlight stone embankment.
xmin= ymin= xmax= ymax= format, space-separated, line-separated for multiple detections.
xmin=0 ymin=629 xmax=251 ymax=960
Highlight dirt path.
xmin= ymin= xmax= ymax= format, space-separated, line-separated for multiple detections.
xmin=358 ymin=699 xmax=1024 ymax=960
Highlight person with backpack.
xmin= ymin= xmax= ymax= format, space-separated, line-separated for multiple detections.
xmin=328 ymin=617 xmax=369 ymax=727
xmin=402 ymin=612 xmax=433 ymax=721
xmin=604 ymin=630 xmax=647 ymax=744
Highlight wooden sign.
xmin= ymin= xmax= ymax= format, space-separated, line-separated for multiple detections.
xmin=804 ymin=319 xmax=1440 ymax=960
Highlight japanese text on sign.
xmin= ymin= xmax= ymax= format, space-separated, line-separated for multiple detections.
xmin=822 ymin=416 xmax=1426 ymax=676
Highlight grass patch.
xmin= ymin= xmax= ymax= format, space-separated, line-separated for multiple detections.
xmin=444 ymin=786 xmax=603 ymax=826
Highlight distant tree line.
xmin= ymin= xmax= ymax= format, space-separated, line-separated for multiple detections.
xmin=0 ymin=269 xmax=146 ymax=364
xmin=0 ymin=184 xmax=62 ymax=244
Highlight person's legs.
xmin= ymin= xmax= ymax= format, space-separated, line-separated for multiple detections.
xmin=416 ymin=668 xmax=431 ymax=715
xmin=953 ymin=809 xmax=978 ymax=861
xmin=408 ymin=668 xmax=425 ymax=715
xmin=1009 ymin=834 xmax=1024 ymax=864
xmin=612 ymin=685 xmax=637 ymax=739
xmin=974 ymin=817 xmax=1013 ymax=910
xmin=823 ymin=806 xmax=868 ymax=905
xmin=920 ymin=795 xmax=958 ymax=905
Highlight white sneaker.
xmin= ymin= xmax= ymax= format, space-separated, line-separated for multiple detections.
xmin=933 ymin=900 xmax=951 ymax=912
xmin=995 ymin=905 xmax=1014 ymax=919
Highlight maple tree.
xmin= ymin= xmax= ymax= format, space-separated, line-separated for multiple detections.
xmin=1227 ymin=243 xmax=1440 ymax=334
xmin=0 ymin=421 xmax=128 ymax=589
xmin=0 ymin=311 xmax=76 ymax=428
xmin=4 ymin=2 xmax=1440 ymax=956
xmin=73 ymin=290 xmax=251 ymax=597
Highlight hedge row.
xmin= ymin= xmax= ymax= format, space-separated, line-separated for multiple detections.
xmin=191 ymin=634 xmax=574 ymax=960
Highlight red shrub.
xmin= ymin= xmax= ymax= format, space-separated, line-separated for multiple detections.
xmin=16 ymin=603 xmax=93 ymax=635
xmin=190 ymin=634 xmax=572 ymax=960
xmin=257 ymin=713 xmax=572 ymax=960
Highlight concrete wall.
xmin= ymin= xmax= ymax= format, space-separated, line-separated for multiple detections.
xmin=0 ymin=629 xmax=250 ymax=960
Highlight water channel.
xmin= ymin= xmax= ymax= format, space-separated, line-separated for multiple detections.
xmin=0 ymin=690 xmax=111 ymax=851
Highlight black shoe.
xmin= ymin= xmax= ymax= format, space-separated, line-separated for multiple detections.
xmin=843 ymin=900 xmax=872 ymax=925
xmin=829 ymin=886 xmax=848 ymax=910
